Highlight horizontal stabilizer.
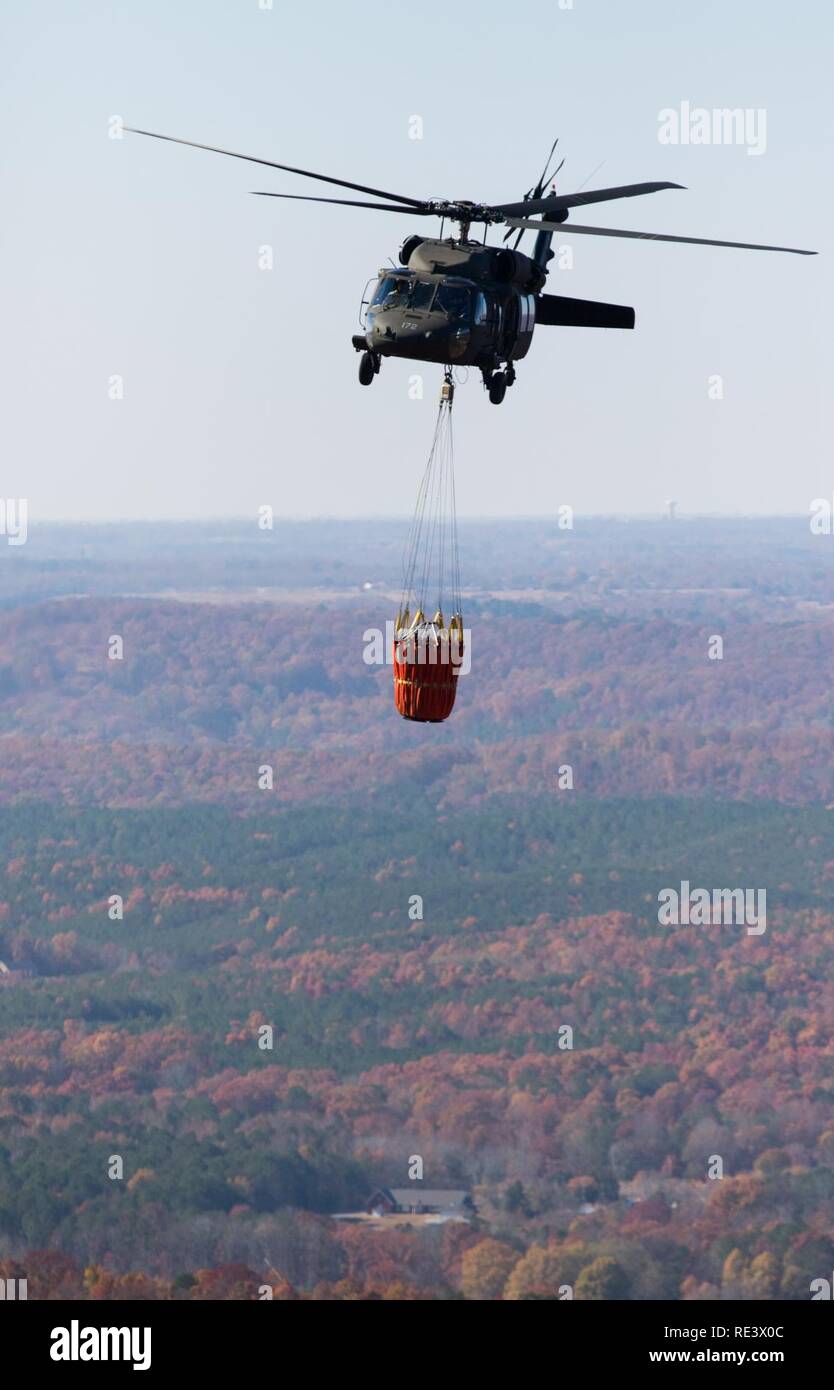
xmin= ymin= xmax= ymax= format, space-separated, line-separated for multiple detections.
xmin=535 ymin=292 xmax=635 ymax=330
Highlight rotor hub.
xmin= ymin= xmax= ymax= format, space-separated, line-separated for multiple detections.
xmin=426 ymin=200 xmax=501 ymax=225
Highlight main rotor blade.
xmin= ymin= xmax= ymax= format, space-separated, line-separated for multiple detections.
xmin=496 ymin=181 xmax=684 ymax=217
xmin=251 ymin=191 xmax=430 ymax=213
xmin=505 ymin=217 xmax=818 ymax=255
xmin=125 ymin=127 xmax=427 ymax=208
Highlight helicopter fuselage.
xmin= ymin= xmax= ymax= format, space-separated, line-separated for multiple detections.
xmin=353 ymin=230 xmax=638 ymax=402
xmin=353 ymin=231 xmax=638 ymax=402
xmin=355 ymin=236 xmax=546 ymax=379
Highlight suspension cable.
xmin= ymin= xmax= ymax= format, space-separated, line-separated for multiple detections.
xmin=399 ymin=372 xmax=461 ymax=630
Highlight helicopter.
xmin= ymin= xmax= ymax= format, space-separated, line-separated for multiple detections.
xmin=126 ymin=129 xmax=816 ymax=405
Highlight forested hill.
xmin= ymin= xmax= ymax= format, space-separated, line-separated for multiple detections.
xmin=1 ymin=518 xmax=834 ymax=806
xmin=1 ymin=519 xmax=833 ymax=1300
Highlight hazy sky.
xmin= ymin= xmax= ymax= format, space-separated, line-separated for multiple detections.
xmin=2 ymin=0 xmax=830 ymax=521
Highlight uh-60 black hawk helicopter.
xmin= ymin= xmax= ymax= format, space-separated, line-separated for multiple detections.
xmin=126 ymin=129 xmax=816 ymax=405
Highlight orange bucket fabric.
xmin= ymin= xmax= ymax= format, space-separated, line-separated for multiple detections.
xmin=393 ymin=627 xmax=463 ymax=723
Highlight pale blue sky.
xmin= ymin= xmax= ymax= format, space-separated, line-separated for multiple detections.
xmin=1 ymin=0 xmax=830 ymax=520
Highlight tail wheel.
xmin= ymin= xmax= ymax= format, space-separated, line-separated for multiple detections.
xmin=488 ymin=371 xmax=507 ymax=405
xmin=358 ymin=351 xmax=376 ymax=386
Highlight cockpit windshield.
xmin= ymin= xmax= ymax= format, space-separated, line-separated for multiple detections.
xmin=371 ymin=275 xmax=437 ymax=312
xmin=435 ymin=284 xmax=470 ymax=320
xmin=409 ymin=280 xmax=435 ymax=310
xmin=371 ymin=275 xmax=411 ymax=309
xmin=369 ymin=277 xmax=469 ymax=318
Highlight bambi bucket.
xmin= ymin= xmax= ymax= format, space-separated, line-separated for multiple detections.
xmin=393 ymin=618 xmax=464 ymax=723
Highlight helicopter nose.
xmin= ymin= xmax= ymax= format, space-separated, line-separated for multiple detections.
xmin=372 ymin=317 xmax=421 ymax=344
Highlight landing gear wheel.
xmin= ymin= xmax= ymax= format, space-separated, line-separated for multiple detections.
xmin=505 ymin=364 xmax=516 ymax=388
xmin=358 ymin=351 xmax=377 ymax=386
xmin=488 ymin=371 xmax=507 ymax=405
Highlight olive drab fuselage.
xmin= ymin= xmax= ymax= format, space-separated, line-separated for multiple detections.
xmin=357 ymin=236 xmax=547 ymax=374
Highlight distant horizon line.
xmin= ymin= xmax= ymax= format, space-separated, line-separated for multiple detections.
xmin=19 ymin=512 xmax=822 ymax=527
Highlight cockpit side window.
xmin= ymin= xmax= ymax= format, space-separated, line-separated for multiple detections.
xmin=474 ymin=292 xmax=489 ymax=325
xmin=435 ymin=285 xmax=470 ymax=320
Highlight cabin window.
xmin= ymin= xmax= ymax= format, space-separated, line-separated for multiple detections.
xmin=517 ymin=293 xmax=536 ymax=333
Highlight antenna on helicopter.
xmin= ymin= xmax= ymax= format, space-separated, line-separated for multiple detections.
xmin=505 ymin=141 xmax=565 ymax=248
